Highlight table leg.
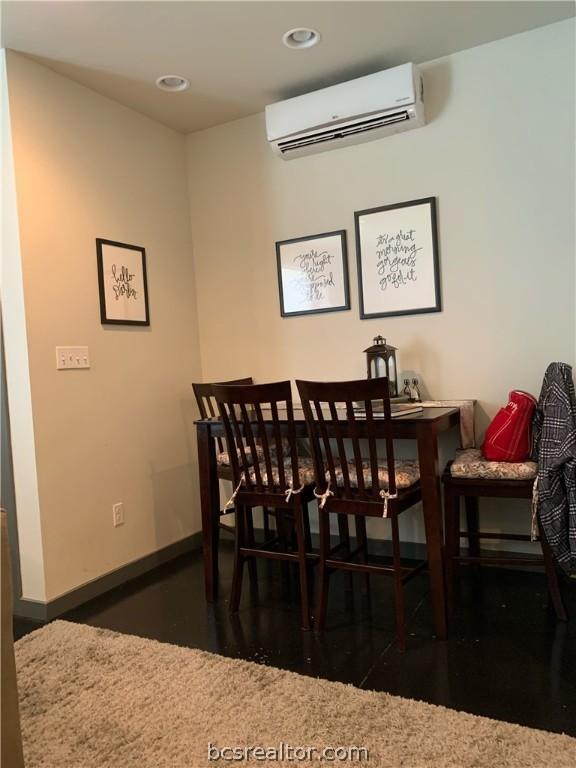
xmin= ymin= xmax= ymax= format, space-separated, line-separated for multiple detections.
xmin=417 ymin=424 xmax=447 ymax=639
xmin=197 ymin=424 xmax=220 ymax=602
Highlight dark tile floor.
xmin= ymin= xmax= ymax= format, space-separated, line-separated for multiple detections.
xmin=15 ymin=541 xmax=576 ymax=736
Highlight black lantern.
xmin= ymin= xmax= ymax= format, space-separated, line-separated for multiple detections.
xmin=364 ymin=335 xmax=398 ymax=397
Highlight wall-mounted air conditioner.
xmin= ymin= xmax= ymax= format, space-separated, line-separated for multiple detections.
xmin=265 ymin=63 xmax=425 ymax=160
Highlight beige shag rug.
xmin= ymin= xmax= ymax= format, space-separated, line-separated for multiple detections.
xmin=15 ymin=620 xmax=576 ymax=768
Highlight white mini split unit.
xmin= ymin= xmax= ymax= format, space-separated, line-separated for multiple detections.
xmin=265 ymin=62 xmax=425 ymax=160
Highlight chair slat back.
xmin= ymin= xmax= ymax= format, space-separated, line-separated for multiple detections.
xmin=296 ymin=378 xmax=397 ymax=502
xmin=212 ymin=381 xmax=299 ymax=495
xmin=192 ymin=377 xmax=253 ymax=454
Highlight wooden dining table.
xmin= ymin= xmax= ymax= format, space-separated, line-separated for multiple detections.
xmin=195 ymin=405 xmax=461 ymax=640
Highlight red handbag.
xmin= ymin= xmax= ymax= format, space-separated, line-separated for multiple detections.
xmin=482 ymin=390 xmax=537 ymax=462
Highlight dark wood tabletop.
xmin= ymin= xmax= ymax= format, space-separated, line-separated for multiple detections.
xmin=195 ymin=405 xmax=459 ymax=431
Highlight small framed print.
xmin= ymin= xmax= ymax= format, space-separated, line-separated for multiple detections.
xmin=275 ymin=230 xmax=350 ymax=317
xmin=96 ymin=238 xmax=150 ymax=325
xmin=355 ymin=197 xmax=441 ymax=319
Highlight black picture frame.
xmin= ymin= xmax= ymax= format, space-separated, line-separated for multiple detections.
xmin=96 ymin=238 xmax=150 ymax=326
xmin=354 ymin=197 xmax=441 ymax=319
xmin=275 ymin=230 xmax=350 ymax=318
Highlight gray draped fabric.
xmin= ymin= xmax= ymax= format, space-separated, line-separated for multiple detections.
xmin=532 ymin=362 xmax=576 ymax=574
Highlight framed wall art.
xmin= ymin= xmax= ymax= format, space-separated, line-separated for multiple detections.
xmin=354 ymin=197 xmax=441 ymax=319
xmin=276 ymin=230 xmax=350 ymax=317
xmin=96 ymin=238 xmax=150 ymax=325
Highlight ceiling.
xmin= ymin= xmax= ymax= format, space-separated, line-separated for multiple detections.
xmin=2 ymin=1 xmax=574 ymax=134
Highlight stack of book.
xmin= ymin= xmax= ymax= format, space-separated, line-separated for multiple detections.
xmin=352 ymin=401 xmax=424 ymax=418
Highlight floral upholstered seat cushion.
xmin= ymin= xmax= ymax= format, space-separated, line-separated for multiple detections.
xmin=332 ymin=460 xmax=420 ymax=490
xmin=217 ymin=438 xmax=310 ymax=468
xmin=450 ymin=448 xmax=537 ymax=480
xmin=216 ymin=446 xmax=265 ymax=467
xmin=247 ymin=458 xmax=316 ymax=488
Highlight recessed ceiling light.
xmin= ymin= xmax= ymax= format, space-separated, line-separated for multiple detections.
xmin=282 ymin=27 xmax=321 ymax=50
xmin=155 ymin=75 xmax=190 ymax=92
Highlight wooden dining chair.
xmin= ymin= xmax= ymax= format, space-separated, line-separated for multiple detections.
xmin=192 ymin=376 xmax=254 ymax=483
xmin=192 ymin=377 xmax=272 ymax=540
xmin=442 ymin=450 xmax=566 ymax=620
xmin=296 ymin=377 xmax=425 ymax=651
xmin=212 ymin=381 xmax=315 ymax=630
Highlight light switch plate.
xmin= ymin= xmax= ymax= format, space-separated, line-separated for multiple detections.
xmin=112 ymin=502 xmax=124 ymax=527
xmin=56 ymin=346 xmax=90 ymax=370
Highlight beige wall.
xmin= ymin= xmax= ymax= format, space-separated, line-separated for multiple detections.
xmin=186 ymin=21 xmax=575 ymax=548
xmin=6 ymin=52 xmax=202 ymax=601
xmin=3 ymin=19 xmax=575 ymax=598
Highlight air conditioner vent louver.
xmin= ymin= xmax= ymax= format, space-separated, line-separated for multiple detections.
xmin=278 ymin=111 xmax=410 ymax=154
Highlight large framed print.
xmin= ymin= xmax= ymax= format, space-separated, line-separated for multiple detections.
xmin=276 ymin=230 xmax=350 ymax=317
xmin=96 ymin=238 xmax=150 ymax=325
xmin=355 ymin=197 xmax=441 ymax=319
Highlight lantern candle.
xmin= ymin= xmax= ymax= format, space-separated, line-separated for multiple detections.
xmin=363 ymin=335 xmax=398 ymax=397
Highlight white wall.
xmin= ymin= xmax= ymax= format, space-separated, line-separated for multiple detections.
xmin=186 ymin=21 xmax=575 ymax=546
xmin=5 ymin=52 xmax=203 ymax=601
xmin=1 ymin=49 xmax=46 ymax=600
xmin=187 ymin=21 xmax=574 ymax=418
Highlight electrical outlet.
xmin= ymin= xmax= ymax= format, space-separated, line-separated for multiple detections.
xmin=112 ymin=502 xmax=124 ymax=527
xmin=56 ymin=346 xmax=90 ymax=370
